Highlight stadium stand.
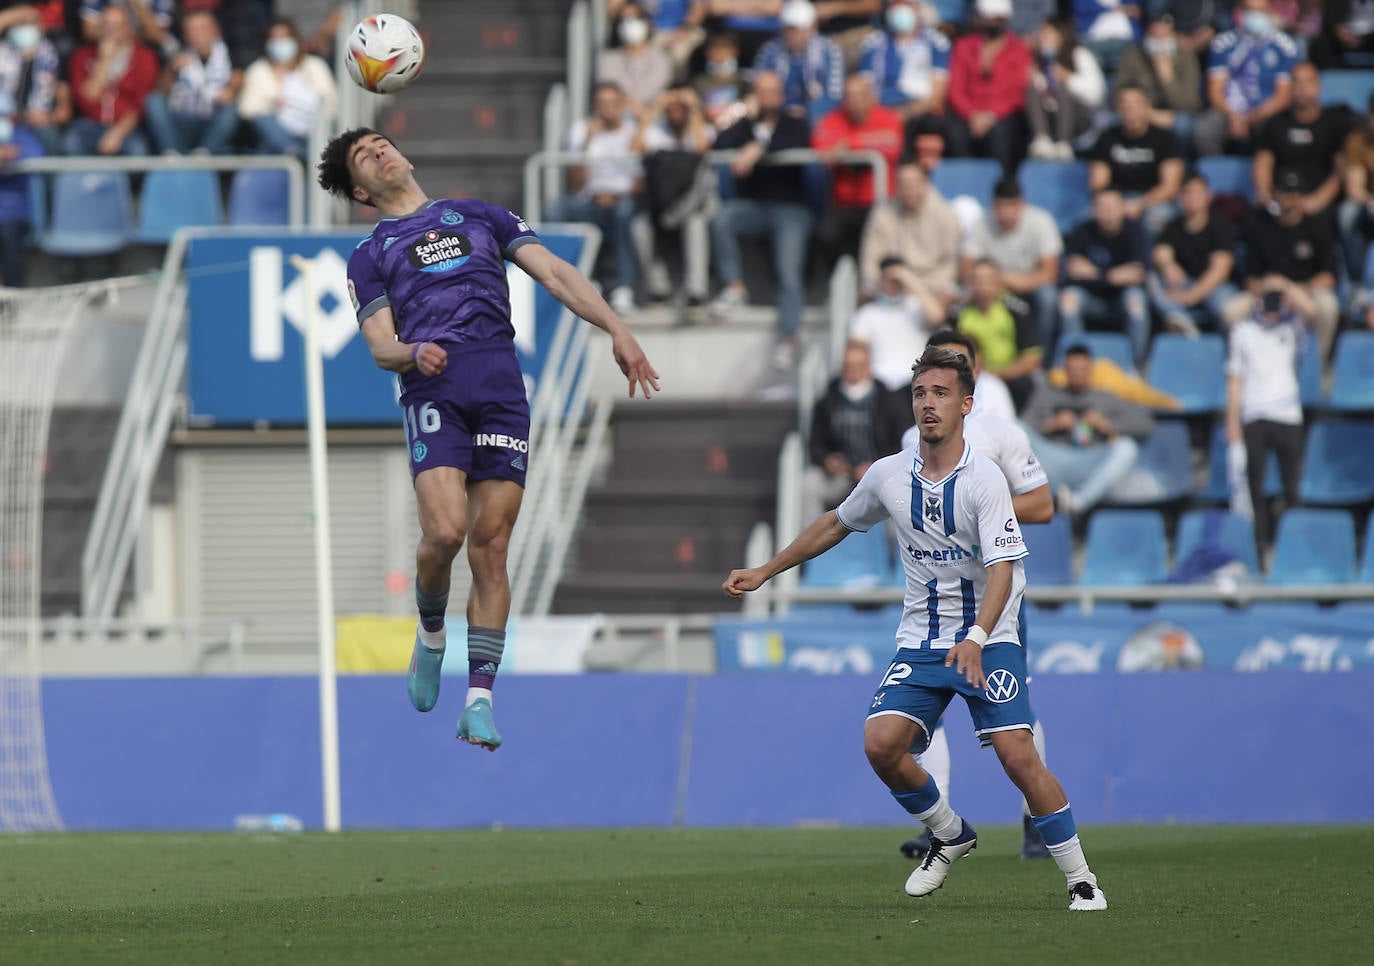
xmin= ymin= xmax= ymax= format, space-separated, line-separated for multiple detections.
xmin=1107 ymin=420 xmax=1194 ymax=506
xmin=1298 ymin=420 xmax=1374 ymax=505
xmin=1267 ymin=508 xmax=1358 ymax=585
xmin=1020 ymin=159 xmax=1092 ymax=234
xmin=226 ymin=168 xmax=294 ymax=227
xmin=1146 ymin=333 xmax=1228 ymax=414
xmin=1319 ymin=70 xmax=1374 ymax=112
xmin=1021 ymin=516 xmax=1075 ymax=585
xmin=1081 ymin=510 xmax=1169 ymax=585
xmin=1053 ymin=331 xmax=1135 ymax=371
xmin=1199 ymin=424 xmax=1283 ymax=505
xmin=1195 ymin=156 xmax=1257 ymax=203
xmin=1326 ymin=332 xmax=1374 ymax=412
xmin=37 ymin=171 xmax=135 ymax=257
xmin=800 ymin=523 xmax=893 ymax=588
xmin=133 ymin=170 xmax=224 ymax=244
xmin=1175 ymin=509 xmax=1261 ymax=575
xmin=928 ymin=157 xmax=1000 ymax=209
xmin=1362 ymin=510 xmax=1374 ymax=583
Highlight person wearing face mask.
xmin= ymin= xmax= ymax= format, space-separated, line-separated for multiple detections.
xmin=1025 ymin=18 xmax=1105 ymax=162
xmin=0 ymin=6 xmax=62 ymax=155
xmin=237 ymin=16 xmax=336 ymax=157
xmin=847 ymin=255 xmax=945 ymax=391
xmin=945 ymin=0 xmax=1031 ymax=175
xmin=598 ymin=1 xmax=675 ymax=113
xmin=857 ymin=0 xmax=950 ymax=162
xmin=692 ymin=30 xmax=746 ymax=125
xmin=1194 ymin=0 xmax=1298 ymax=157
xmin=65 ymin=2 xmax=159 ymax=156
xmin=1112 ymin=15 xmax=1203 ymax=145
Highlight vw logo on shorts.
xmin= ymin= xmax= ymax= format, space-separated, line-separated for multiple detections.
xmin=984 ymin=668 xmax=1020 ymax=704
xmin=411 ymin=440 xmax=428 ymax=463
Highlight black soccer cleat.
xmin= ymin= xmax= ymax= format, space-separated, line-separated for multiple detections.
xmin=900 ymin=829 xmax=932 ymax=861
xmin=1021 ymin=813 xmax=1051 ymax=859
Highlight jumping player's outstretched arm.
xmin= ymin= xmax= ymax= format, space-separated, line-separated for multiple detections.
xmin=511 ymin=241 xmax=661 ymax=398
xmin=723 ymin=511 xmax=852 ymax=598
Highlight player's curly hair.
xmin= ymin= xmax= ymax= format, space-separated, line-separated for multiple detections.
xmin=317 ymin=127 xmax=392 ymax=201
xmin=911 ymin=345 xmax=975 ymax=398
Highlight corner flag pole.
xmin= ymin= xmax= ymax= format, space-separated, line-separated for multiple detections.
xmin=291 ymin=253 xmax=342 ymax=833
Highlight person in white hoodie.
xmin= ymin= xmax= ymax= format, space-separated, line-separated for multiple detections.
xmin=1025 ymin=18 xmax=1105 ymax=161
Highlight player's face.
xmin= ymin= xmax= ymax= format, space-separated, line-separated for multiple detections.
xmin=348 ymin=134 xmax=412 ymax=203
xmin=911 ymin=367 xmax=972 ymax=445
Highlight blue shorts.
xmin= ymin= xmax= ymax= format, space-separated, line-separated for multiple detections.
xmin=867 ymin=643 xmax=1034 ymax=754
xmin=400 ymin=343 xmax=530 ymax=486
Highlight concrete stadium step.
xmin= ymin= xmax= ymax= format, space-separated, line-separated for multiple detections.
xmin=381 ymin=66 xmax=561 ymax=145
xmin=581 ymin=479 xmax=776 ymax=532
xmin=418 ymin=0 xmax=572 ymax=64
xmin=609 ymin=400 xmax=795 ymax=483
xmin=572 ymin=523 xmax=747 ymax=576
xmin=552 ymin=572 xmax=744 ymax=615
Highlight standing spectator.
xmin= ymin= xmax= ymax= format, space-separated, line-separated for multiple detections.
xmin=1072 ymin=0 xmax=1142 ymax=70
xmin=1310 ymin=0 xmax=1374 ymax=67
xmin=1252 ymin=62 xmax=1348 ymax=216
xmin=81 ymin=0 xmax=175 ymax=53
xmin=0 ymin=6 xmax=62 ymax=155
xmin=0 ymin=120 xmax=43 ymax=287
xmin=1194 ymin=0 xmax=1297 ymax=157
xmin=858 ymin=155 xmax=961 ymax=304
xmin=1025 ymin=18 xmax=1106 ymax=161
xmin=547 ymin=81 xmax=643 ymax=314
xmin=1225 ymin=281 xmax=1316 ymax=552
xmin=1226 ymin=168 xmax=1340 ymax=359
xmin=143 ymin=10 xmax=241 ymax=155
xmin=598 ymin=1 xmax=676 ymax=113
xmin=753 ymin=1 xmax=845 ymax=120
xmin=945 ymin=0 xmax=1031 ymax=174
xmin=1340 ymin=92 xmax=1374 ymax=287
xmin=66 ymin=2 xmax=159 ymax=156
xmin=1150 ymin=169 xmax=1238 ymax=334
xmin=955 ymin=258 xmax=1042 ymax=410
xmin=1023 ymin=342 xmax=1155 ymax=517
xmin=693 ymin=30 xmax=746 ymax=125
xmin=709 ymin=69 xmax=814 ymax=367
xmin=237 ymin=17 xmax=336 ymax=157
xmin=1088 ymin=84 xmax=1184 ymax=236
xmin=1059 ymin=187 xmax=1152 ymax=365
xmin=847 ymin=255 xmax=945 ymax=389
xmin=856 ymin=0 xmax=950 ymax=157
xmin=811 ymin=72 xmax=904 ymax=275
xmin=961 ymin=176 xmax=1063 ymax=355
xmin=1112 ymin=15 xmax=1203 ymax=148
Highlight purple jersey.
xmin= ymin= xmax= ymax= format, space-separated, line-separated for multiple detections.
xmin=347 ymin=199 xmax=541 ymax=359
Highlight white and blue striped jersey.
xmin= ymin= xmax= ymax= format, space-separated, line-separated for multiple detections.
xmin=836 ymin=442 xmax=1028 ymax=660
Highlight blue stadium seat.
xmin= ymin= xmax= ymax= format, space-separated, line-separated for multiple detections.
xmin=26 ymin=173 xmax=45 ymax=239
xmin=800 ymin=524 xmax=893 ymax=588
xmin=1146 ymin=333 xmax=1227 ymax=413
xmin=929 ymin=157 xmax=1000 ymax=208
xmin=1022 ymin=515 xmax=1075 ymax=585
xmin=1361 ymin=510 xmax=1374 ymax=583
xmin=1327 ymin=332 xmax=1374 ymax=412
xmin=1298 ymin=345 xmax=1324 ymax=408
xmin=1267 ymin=508 xmax=1357 ymax=584
xmin=36 ymin=171 xmax=134 ymax=256
xmin=1320 ymin=70 xmax=1374 ymax=112
xmin=1081 ymin=509 xmax=1168 ymax=585
xmin=227 ymin=168 xmax=292 ymax=226
xmin=1199 ymin=423 xmax=1282 ymax=503
xmin=1175 ymin=508 xmax=1259 ymax=574
xmin=1106 ymin=421 xmax=1195 ymax=505
xmin=134 ymin=169 xmax=223 ymax=244
xmin=1054 ymin=331 xmax=1136 ymax=371
xmin=1299 ymin=420 xmax=1374 ymax=505
xmin=1020 ymin=159 xmax=1091 ymax=233
xmin=1195 ymin=156 xmax=1256 ymax=202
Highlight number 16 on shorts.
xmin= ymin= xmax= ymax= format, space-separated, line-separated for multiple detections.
xmin=405 ymin=401 xmax=440 ymax=464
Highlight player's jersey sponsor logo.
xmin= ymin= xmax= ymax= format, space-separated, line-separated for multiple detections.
xmin=984 ymin=668 xmax=1020 ymax=703
xmin=408 ymin=230 xmax=471 ymax=272
xmin=904 ymin=543 xmax=976 ymax=563
xmin=473 ymin=432 xmax=529 ymax=452
xmin=411 ymin=440 xmax=428 ymax=462
xmin=440 ymin=209 xmax=464 ymax=225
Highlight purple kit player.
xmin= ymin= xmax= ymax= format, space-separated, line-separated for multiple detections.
xmin=317 ymin=129 xmax=660 ymax=750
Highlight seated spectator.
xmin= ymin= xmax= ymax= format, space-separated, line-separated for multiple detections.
xmin=276 ymin=0 xmax=346 ymax=62
xmin=693 ymin=30 xmax=746 ymax=125
xmin=0 ymin=7 xmax=62 ymax=155
xmin=1170 ymin=0 xmax=1229 ymax=53
xmin=547 ymin=81 xmax=643 ymax=314
xmin=1112 ymin=15 xmax=1203 ymax=148
xmin=812 ymin=0 xmax=883 ymax=66
xmin=1340 ymin=92 xmax=1374 ymax=286
xmin=1225 ymin=168 xmax=1340 ymax=359
xmin=811 ymin=72 xmax=903 ymax=275
xmin=1253 ymin=62 xmax=1348 ymax=216
xmin=753 ymin=1 xmax=845 ymax=120
xmin=1310 ymin=0 xmax=1374 ymax=67
xmin=803 ymin=340 xmax=913 ymax=518
xmin=66 ymin=2 xmax=158 ymax=156
xmin=956 ymin=258 xmax=1041 ymax=410
xmin=709 ymin=69 xmax=813 ymax=367
xmin=1226 ymin=280 xmax=1317 ymax=551
xmin=856 ymin=0 xmax=950 ymax=163
xmin=1089 ymin=85 xmax=1184 ymax=236
xmin=1072 ymin=0 xmax=1141 ymax=70
xmin=143 ymin=10 xmax=241 ymax=155
xmin=1060 ymin=187 xmax=1151 ymax=365
xmin=945 ymin=0 xmax=1031 ymax=174
xmin=608 ymin=0 xmax=710 ymax=72
xmin=180 ymin=0 xmax=272 ymax=71
xmin=1149 ymin=169 xmax=1238 ymax=335
xmin=858 ymin=155 xmax=960 ymax=304
xmin=961 ymin=176 xmax=1062 ymax=355
xmin=82 ymin=0 xmax=175 ymax=54
xmin=237 ymin=17 xmax=336 ymax=158
xmin=0 ymin=119 xmax=43 ymax=286
xmin=1026 ymin=18 xmax=1105 ymax=161
xmin=847 ymin=255 xmax=945 ymax=389
xmin=1195 ymin=0 xmax=1297 ymax=157
xmin=1023 ymin=342 xmax=1155 ymax=518
xmin=599 ymin=1 xmax=675 ymax=113
xmin=705 ymin=0 xmax=786 ymax=65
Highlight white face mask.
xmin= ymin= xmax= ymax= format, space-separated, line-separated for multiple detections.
xmin=706 ymin=57 xmax=737 ymax=76
xmin=886 ymin=6 xmax=918 ymax=34
xmin=0 ymin=117 xmax=13 ymax=144
xmin=1241 ymin=10 xmax=1273 ymax=37
xmin=1143 ymin=37 xmax=1176 ymax=56
xmin=266 ymin=38 xmax=298 ymax=64
xmin=8 ymin=24 xmax=40 ymax=52
xmin=618 ymin=18 xmax=649 ymax=46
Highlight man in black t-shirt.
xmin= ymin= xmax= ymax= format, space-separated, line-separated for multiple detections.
xmin=1253 ymin=62 xmax=1351 ymax=215
xmin=1089 ymin=85 xmax=1185 ymax=237
xmin=1059 ymin=187 xmax=1152 ymax=365
xmin=1150 ymin=170 xmax=1238 ymax=335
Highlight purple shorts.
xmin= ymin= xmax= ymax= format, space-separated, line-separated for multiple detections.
xmin=399 ymin=342 xmax=530 ymax=486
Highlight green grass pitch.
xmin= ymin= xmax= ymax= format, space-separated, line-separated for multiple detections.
xmin=1 ymin=825 xmax=1368 ymax=964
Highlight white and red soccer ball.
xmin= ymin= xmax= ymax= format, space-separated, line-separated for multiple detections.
xmin=344 ymin=14 xmax=425 ymax=94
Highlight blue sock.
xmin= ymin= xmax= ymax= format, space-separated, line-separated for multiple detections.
xmin=467 ymin=626 xmax=505 ymax=690
xmin=1031 ymin=804 xmax=1078 ymax=848
xmin=893 ymin=781 xmax=941 ymax=817
xmin=415 ymin=578 xmax=449 ymax=633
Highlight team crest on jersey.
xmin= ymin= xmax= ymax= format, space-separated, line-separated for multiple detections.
xmin=923 ymin=494 xmax=942 ymax=524
xmin=383 ymin=235 xmax=397 ymax=251
xmin=408 ymin=230 xmax=472 ymax=273
xmin=411 ymin=440 xmax=428 ymax=463
xmin=440 ymin=209 xmax=464 ymax=226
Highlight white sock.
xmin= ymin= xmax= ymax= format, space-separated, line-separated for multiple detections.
xmin=1047 ymin=836 xmax=1094 ymax=887
xmin=914 ymin=794 xmax=965 ymax=842
xmin=916 ymin=724 xmax=952 ymax=805
xmin=417 ymin=625 xmax=446 ymax=651
xmin=1022 ymin=718 xmax=1048 ymax=816
xmin=465 ymin=686 xmax=492 ymax=707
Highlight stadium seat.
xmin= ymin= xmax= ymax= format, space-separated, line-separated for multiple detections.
xmin=1146 ymin=333 xmax=1227 ymax=413
xmin=36 ymin=171 xmax=134 ymax=257
xmin=1298 ymin=346 xmax=1324 ymax=408
xmin=1175 ymin=509 xmax=1260 ymax=574
xmin=1320 ymin=70 xmax=1374 ymax=112
xmin=1199 ymin=423 xmax=1282 ymax=504
xmin=1054 ymin=331 xmax=1135 ymax=371
xmin=1022 ymin=515 xmax=1075 ymax=585
xmin=929 ymin=157 xmax=1000 ymax=208
xmin=134 ymin=169 xmax=223 ymax=244
xmin=800 ymin=524 xmax=893 ymax=588
xmin=1106 ymin=421 xmax=1194 ymax=505
xmin=1299 ymin=420 xmax=1374 ymax=505
xmin=227 ymin=168 xmax=292 ymax=226
xmin=1020 ymin=159 xmax=1091 ymax=233
xmin=1267 ymin=508 xmax=1357 ymax=584
xmin=1361 ymin=510 xmax=1374 ymax=583
xmin=26 ymin=173 xmax=46 ymax=240
xmin=1327 ymin=331 xmax=1374 ymax=412
xmin=1195 ymin=156 xmax=1256 ymax=202
xmin=1080 ymin=509 xmax=1168 ymax=585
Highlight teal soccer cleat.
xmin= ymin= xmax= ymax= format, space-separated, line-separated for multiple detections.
xmin=456 ymin=697 xmax=502 ymax=750
xmin=407 ymin=634 xmax=444 ymax=712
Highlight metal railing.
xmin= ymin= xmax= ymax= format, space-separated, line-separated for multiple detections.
xmin=567 ymin=0 xmax=592 ymax=128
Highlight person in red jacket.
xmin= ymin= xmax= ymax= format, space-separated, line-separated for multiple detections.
xmin=945 ymin=0 xmax=1031 ymax=174
xmin=811 ymin=72 xmax=904 ymax=276
xmin=65 ymin=2 xmax=159 ymax=156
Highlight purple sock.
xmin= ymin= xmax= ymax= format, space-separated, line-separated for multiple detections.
xmin=467 ymin=626 xmax=505 ymax=690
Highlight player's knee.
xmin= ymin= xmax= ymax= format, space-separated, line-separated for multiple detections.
xmin=422 ymin=522 xmax=466 ymax=559
xmin=1060 ymin=289 xmax=1079 ymax=315
xmin=863 ymin=731 xmax=907 ymax=774
xmin=997 ymin=742 xmax=1042 ymax=787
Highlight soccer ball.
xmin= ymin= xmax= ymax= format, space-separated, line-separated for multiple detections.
xmin=344 ymin=14 xmax=425 ymax=94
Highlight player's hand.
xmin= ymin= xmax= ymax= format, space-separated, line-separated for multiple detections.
xmin=612 ymin=331 xmax=661 ymax=399
xmin=723 ymin=567 xmax=768 ymax=598
xmin=945 ymin=640 xmax=985 ymax=690
xmin=412 ymin=341 xmax=447 ymax=377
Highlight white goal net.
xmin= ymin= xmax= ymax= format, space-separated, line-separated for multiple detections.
xmin=0 ymin=286 xmax=94 ymax=832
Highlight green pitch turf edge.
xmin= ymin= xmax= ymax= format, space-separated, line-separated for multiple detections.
xmin=1 ymin=825 xmax=1368 ymax=965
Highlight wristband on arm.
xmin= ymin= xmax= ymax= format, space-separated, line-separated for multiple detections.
xmin=410 ymin=341 xmax=427 ymax=364
xmin=964 ymin=625 xmax=989 ymax=649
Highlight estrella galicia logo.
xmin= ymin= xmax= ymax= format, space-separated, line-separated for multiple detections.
xmin=408 ymin=230 xmax=471 ymax=273
xmin=411 ymin=439 xmax=428 ymax=463
xmin=924 ymin=494 xmax=942 ymax=524
xmin=440 ymin=209 xmax=464 ymax=226
xmin=984 ymin=668 xmax=1020 ymax=704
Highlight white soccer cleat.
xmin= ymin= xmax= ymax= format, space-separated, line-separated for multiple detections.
xmin=904 ymin=822 xmax=977 ymax=897
xmin=1068 ymin=879 xmax=1108 ymax=911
